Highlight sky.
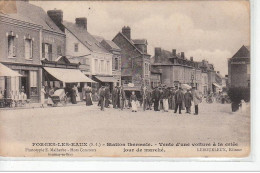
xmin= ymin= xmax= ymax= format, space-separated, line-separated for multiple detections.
xmin=31 ymin=0 xmax=250 ymax=76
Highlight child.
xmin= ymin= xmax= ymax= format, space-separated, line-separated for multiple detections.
xmin=130 ymin=91 xmax=137 ymax=112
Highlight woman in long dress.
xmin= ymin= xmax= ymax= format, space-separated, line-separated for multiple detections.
xmin=41 ymin=86 xmax=46 ymax=108
xmin=47 ymin=87 xmax=54 ymax=106
xmin=130 ymin=91 xmax=137 ymax=112
xmin=85 ymin=86 xmax=93 ymax=106
xmin=71 ymin=85 xmax=77 ymax=104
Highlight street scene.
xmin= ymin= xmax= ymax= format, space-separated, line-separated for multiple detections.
xmin=0 ymin=1 xmax=250 ymax=157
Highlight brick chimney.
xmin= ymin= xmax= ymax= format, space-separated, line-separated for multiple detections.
xmin=122 ymin=26 xmax=131 ymax=40
xmin=172 ymin=49 xmax=176 ymax=56
xmin=47 ymin=9 xmax=64 ymax=32
xmin=154 ymin=47 xmax=162 ymax=63
xmin=181 ymin=52 xmax=185 ymax=59
xmin=190 ymin=56 xmax=193 ymax=61
xmin=76 ymin=17 xmax=87 ymax=30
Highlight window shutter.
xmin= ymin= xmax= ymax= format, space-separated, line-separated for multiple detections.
xmin=31 ymin=40 xmax=33 ymax=58
xmin=42 ymin=43 xmax=45 ymax=59
xmin=49 ymin=45 xmax=52 ymax=60
xmin=13 ymin=37 xmax=17 ymax=57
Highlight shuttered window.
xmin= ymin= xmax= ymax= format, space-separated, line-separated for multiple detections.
xmin=25 ymin=38 xmax=33 ymax=59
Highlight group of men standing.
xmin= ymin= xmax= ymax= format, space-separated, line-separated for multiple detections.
xmin=98 ymin=84 xmax=202 ymax=115
xmin=149 ymin=85 xmax=201 ymax=115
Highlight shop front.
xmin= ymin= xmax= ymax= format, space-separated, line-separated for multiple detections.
xmin=0 ymin=62 xmax=41 ymax=103
xmin=93 ymin=75 xmax=117 ymax=92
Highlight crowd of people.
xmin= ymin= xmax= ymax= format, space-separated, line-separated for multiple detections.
xmin=96 ymin=84 xmax=202 ymax=115
xmin=40 ymin=82 xmax=202 ymax=115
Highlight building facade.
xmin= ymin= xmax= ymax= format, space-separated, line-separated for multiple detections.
xmin=112 ymin=26 xmax=151 ymax=90
xmin=151 ymin=47 xmax=202 ymax=92
xmin=100 ymin=39 xmax=121 ymax=86
xmin=60 ymin=17 xmax=114 ymax=88
xmin=0 ymin=1 xmax=65 ymax=102
xmin=228 ymin=45 xmax=250 ymax=88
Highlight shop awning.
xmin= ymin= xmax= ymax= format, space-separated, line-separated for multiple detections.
xmin=95 ymin=76 xmax=117 ymax=83
xmin=181 ymin=84 xmax=192 ymax=90
xmin=213 ymin=82 xmax=222 ymax=88
xmin=0 ymin=63 xmax=22 ymax=77
xmin=44 ymin=67 xmax=95 ymax=83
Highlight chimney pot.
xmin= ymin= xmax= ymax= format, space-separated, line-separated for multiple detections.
xmin=47 ymin=9 xmax=64 ymax=32
xmin=76 ymin=17 xmax=87 ymax=30
xmin=190 ymin=56 xmax=193 ymax=61
xmin=122 ymin=26 xmax=131 ymax=40
xmin=154 ymin=47 xmax=162 ymax=63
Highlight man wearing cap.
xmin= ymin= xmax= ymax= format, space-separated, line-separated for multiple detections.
xmin=174 ymin=87 xmax=184 ymax=114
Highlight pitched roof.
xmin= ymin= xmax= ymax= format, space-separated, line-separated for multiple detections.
xmin=2 ymin=1 xmax=63 ymax=34
xmin=113 ymin=32 xmax=150 ymax=56
xmin=232 ymin=45 xmax=250 ymax=59
xmin=152 ymin=49 xmax=180 ymax=65
xmin=63 ymin=21 xmax=109 ymax=54
xmin=93 ymin=35 xmax=105 ymax=43
xmin=133 ymin=39 xmax=147 ymax=45
xmin=102 ymin=40 xmax=121 ymax=51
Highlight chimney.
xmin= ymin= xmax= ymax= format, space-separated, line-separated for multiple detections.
xmin=47 ymin=9 xmax=64 ymax=32
xmin=76 ymin=17 xmax=87 ymax=30
xmin=122 ymin=26 xmax=131 ymax=40
xmin=181 ymin=52 xmax=185 ymax=59
xmin=190 ymin=56 xmax=193 ymax=61
xmin=154 ymin=47 xmax=162 ymax=63
xmin=172 ymin=49 xmax=176 ymax=56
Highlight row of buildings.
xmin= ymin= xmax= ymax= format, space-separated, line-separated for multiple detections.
xmin=1 ymin=1 xmax=247 ymax=103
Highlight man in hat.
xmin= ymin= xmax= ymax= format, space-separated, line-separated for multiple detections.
xmin=99 ymin=86 xmax=106 ymax=111
xmin=162 ymin=85 xmax=170 ymax=112
xmin=174 ymin=87 xmax=184 ymax=114
xmin=191 ymin=86 xmax=201 ymax=115
xmin=152 ymin=86 xmax=160 ymax=111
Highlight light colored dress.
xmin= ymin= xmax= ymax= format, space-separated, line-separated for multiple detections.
xmin=41 ymin=88 xmax=46 ymax=104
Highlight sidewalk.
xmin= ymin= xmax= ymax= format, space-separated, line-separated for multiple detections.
xmin=0 ymin=101 xmax=91 ymax=111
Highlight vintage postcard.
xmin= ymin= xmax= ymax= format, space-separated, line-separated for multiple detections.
xmin=0 ymin=0 xmax=250 ymax=158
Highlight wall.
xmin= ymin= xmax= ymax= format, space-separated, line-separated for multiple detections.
xmin=113 ymin=33 xmax=144 ymax=86
xmin=0 ymin=16 xmax=41 ymax=65
xmin=230 ymin=63 xmax=249 ymax=87
xmin=42 ymin=30 xmax=66 ymax=61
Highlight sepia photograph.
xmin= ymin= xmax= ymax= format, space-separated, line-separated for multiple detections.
xmin=0 ymin=0 xmax=251 ymax=158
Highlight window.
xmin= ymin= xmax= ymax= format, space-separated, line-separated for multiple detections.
xmin=106 ymin=61 xmax=110 ymax=73
xmin=57 ymin=46 xmax=62 ymax=56
xmin=113 ymin=57 xmax=119 ymax=70
xmin=42 ymin=43 xmax=52 ymax=60
xmin=101 ymin=60 xmax=104 ymax=73
xmin=25 ymin=38 xmax=33 ymax=59
xmin=8 ymin=35 xmax=16 ymax=57
xmin=30 ymin=71 xmax=38 ymax=96
xmin=74 ymin=43 xmax=79 ymax=52
xmin=95 ymin=59 xmax=98 ymax=73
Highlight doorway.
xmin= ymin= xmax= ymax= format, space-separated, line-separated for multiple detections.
xmin=21 ymin=70 xmax=29 ymax=98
